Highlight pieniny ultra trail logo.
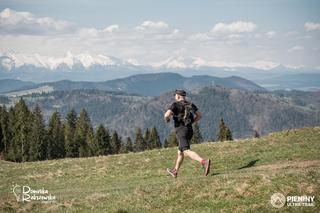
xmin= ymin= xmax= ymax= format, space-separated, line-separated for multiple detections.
xmin=12 ymin=184 xmax=56 ymax=203
xmin=270 ymin=193 xmax=315 ymax=208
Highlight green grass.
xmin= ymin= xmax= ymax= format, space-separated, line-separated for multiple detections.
xmin=1 ymin=127 xmax=319 ymax=212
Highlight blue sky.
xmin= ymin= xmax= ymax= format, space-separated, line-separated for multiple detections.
xmin=1 ymin=0 xmax=319 ymax=31
xmin=0 ymin=0 xmax=319 ymax=70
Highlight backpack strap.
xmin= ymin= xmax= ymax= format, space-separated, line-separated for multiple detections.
xmin=173 ymin=101 xmax=193 ymax=126
xmin=183 ymin=101 xmax=193 ymax=125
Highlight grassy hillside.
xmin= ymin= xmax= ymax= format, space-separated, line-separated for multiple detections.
xmin=0 ymin=127 xmax=319 ymax=212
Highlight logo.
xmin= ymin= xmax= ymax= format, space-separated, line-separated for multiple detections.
xmin=271 ymin=193 xmax=315 ymax=208
xmin=12 ymin=184 xmax=56 ymax=203
xmin=271 ymin=193 xmax=286 ymax=208
xmin=287 ymin=195 xmax=315 ymax=207
xmin=12 ymin=184 xmax=23 ymax=202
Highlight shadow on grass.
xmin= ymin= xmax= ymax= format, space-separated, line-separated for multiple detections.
xmin=238 ymin=159 xmax=260 ymax=170
xmin=210 ymin=172 xmax=220 ymax=176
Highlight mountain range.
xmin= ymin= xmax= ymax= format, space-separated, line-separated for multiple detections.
xmin=1 ymin=52 xmax=320 ymax=91
xmin=0 ymin=51 xmax=278 ymax=72
xmin=1 ymin=82 xmax=319 ymax=141
xmin=0 ymin=73 xmax=265 ymax=97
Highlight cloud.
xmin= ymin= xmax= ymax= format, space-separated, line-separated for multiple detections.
xmin=0 ymin=8 xmax=75 ymax=35
xmin=133 ymin=20 xmax=183 ymax=41
xmin=227 ymin=34 xmax=242 ymax=39
xmin=304 ymin=22 xmax=320 ymax=31
xmin=211 ymin=21 xmax=257 ymax=34
xmin=188 ymin=33 xmax=211 ymax=41
xmin=188 ymin=21 xmax=257 ymax=42
xmin=288 ymin=45 xmax=304 ymax=53
xmin=0 ymin=9 xmax=319 ymax=70
xmin=126 ymin=58 xmax=140 ymax=66
xmin=249 ymin=60 xmax=279 ymax=70
xmin=266 ymin=31 xmax=276 ymax=39
xmin=103 ymin=24 xmax=119 ymax=33
xmin=0 ymin=8 xmax=34 ymax=25
xmin=135 ymin=20 xmax=169 ymax=32
xmin=158 ymin=29 xmax=183 ymax=40
xmin=78 ymin=24 xmax=120 ymax=38
xmin=78 ymin=27 xmax=99 ymax=37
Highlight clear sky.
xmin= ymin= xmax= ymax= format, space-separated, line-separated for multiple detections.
xmin=0 ymin=0 xmax=320 ymax=69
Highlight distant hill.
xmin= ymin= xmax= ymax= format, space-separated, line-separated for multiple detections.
xmin=2 ymin=73 xmax=266 ymax=97
xmin=1 ymin=127 xmax=319 ymax=212
xmin=0 ymin=79 xmax=35 ymax=93
xmin=2 ymin=86 xmax=319 ymax=140
xmin=93 ymin=73 xmax=266 ymax=96
xmin=254 ymin=73 xmax=320 ymax=91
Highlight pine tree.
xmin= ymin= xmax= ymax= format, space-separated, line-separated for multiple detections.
xmin=226 ymin=127 xmax=233 ymax=141
xmin=5 ymin=107 xmax=15 ymax=161
xmin=74 ymin=109 xmax=92 ymax=157
xmin=64 ymin=109 xmax=78 ymax=157
xmin=29 ymin=104 xmax=47 ymax=161
xmin=150 ymin=127 xmax=162 ymax=149
xmin=217 ymin=118 xmax=226 ymax=141
xmin=110 ymin=131 xmax=122 ymax=154
xmin=86 ymin=128 xmax=95 ymax=157
xmin=144 ymin=128 xmax=151 ymax=149
xmin=134 ymin=128 xmax=146 ymax=152
xmin=217 ymin=118 xmax=233 ymax=141
xmin=163 ymin=138 xmax=169 ymax=148
xmin=119 ymin=139 xmax=127 ymax=154
xmin=167 ymin=131 xmax=178 ymax=147
xmin=0 ymin=119 xmax=3 ymax=154
xmin=0 ymin=106 xmax=4 ymax=153
xmin=47 ymin=111 xmax=65 ymax=159
xmin=125 ymin=137 xmax=134 ymax=153
xmin=191 ymin=123 xmax=203 ymax=144
xmin=254 ymin=130 xmax=260 ymax=138
xmin=0 ymin=106 xmax=11 ymax=159
xmin=12 ymin=98 xmax=32 ymax=162
xmin=93 ymin=124 xmax=111 ymax=156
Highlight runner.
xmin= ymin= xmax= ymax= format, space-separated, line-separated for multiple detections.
xmin=164 ymin=89 xmax=210 ymax=178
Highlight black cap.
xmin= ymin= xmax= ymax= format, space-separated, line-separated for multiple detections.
xmin=175 ymin=89 xmax=186 ymax=96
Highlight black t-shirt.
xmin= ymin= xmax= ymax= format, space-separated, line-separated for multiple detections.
xmin=169 ymin=100 xmax=198 ymax=128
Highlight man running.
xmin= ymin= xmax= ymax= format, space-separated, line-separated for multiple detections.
xmin=164 ymin=89 xmax=210 ymax=178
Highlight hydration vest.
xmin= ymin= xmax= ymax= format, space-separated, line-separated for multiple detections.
xmin=176 ymin=101 xmax=195 ymax=126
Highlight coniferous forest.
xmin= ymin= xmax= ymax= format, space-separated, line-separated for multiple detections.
xmin=0 ymin=99 xmax=205 ymax=162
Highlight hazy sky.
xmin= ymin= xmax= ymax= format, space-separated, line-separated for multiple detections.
xmin=0 ymin=0 xmax=320 ymax=69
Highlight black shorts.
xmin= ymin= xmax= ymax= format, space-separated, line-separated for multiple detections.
xmin=175 ymin=126 xmax=193 ymax=152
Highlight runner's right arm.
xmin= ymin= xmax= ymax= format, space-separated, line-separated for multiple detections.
xmin=164 ymin=110 xmax=173 ymax=122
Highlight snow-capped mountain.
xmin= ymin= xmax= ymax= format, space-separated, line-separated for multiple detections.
xmin=0 ymin=51 xmax=136 ymax=71
xmin=0 ymin=51 xmax=284 ymax=72
xmin=151 ymin=56 xmax=281 ymax=70
xmin=0 ymin=51 xmax=151 ymax=82
xmin=151 ymin=56 xmax=206 ymax=69
xmin=1 ymin=51 xmax=319 ymax=91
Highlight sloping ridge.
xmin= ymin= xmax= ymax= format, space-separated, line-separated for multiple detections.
xmin=3 ymin=73 xmax=266 ymax=96
xmin=0 ymin=127 xmax=319 ymax=212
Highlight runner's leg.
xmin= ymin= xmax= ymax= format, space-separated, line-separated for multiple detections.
xmin=174 ymin=150 xmax=184 ymax=171
xmin=184 ymin=150 xmax=204 ymax=163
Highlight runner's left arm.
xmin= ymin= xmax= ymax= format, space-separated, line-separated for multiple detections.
xmin=194 ymin=111 xmax=202 ymax=123
xmin=192 ymin=103 xmax=201 ymax=123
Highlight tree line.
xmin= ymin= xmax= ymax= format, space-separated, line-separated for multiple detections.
xmin=0 ymin=99 xmax=207 ymax=162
